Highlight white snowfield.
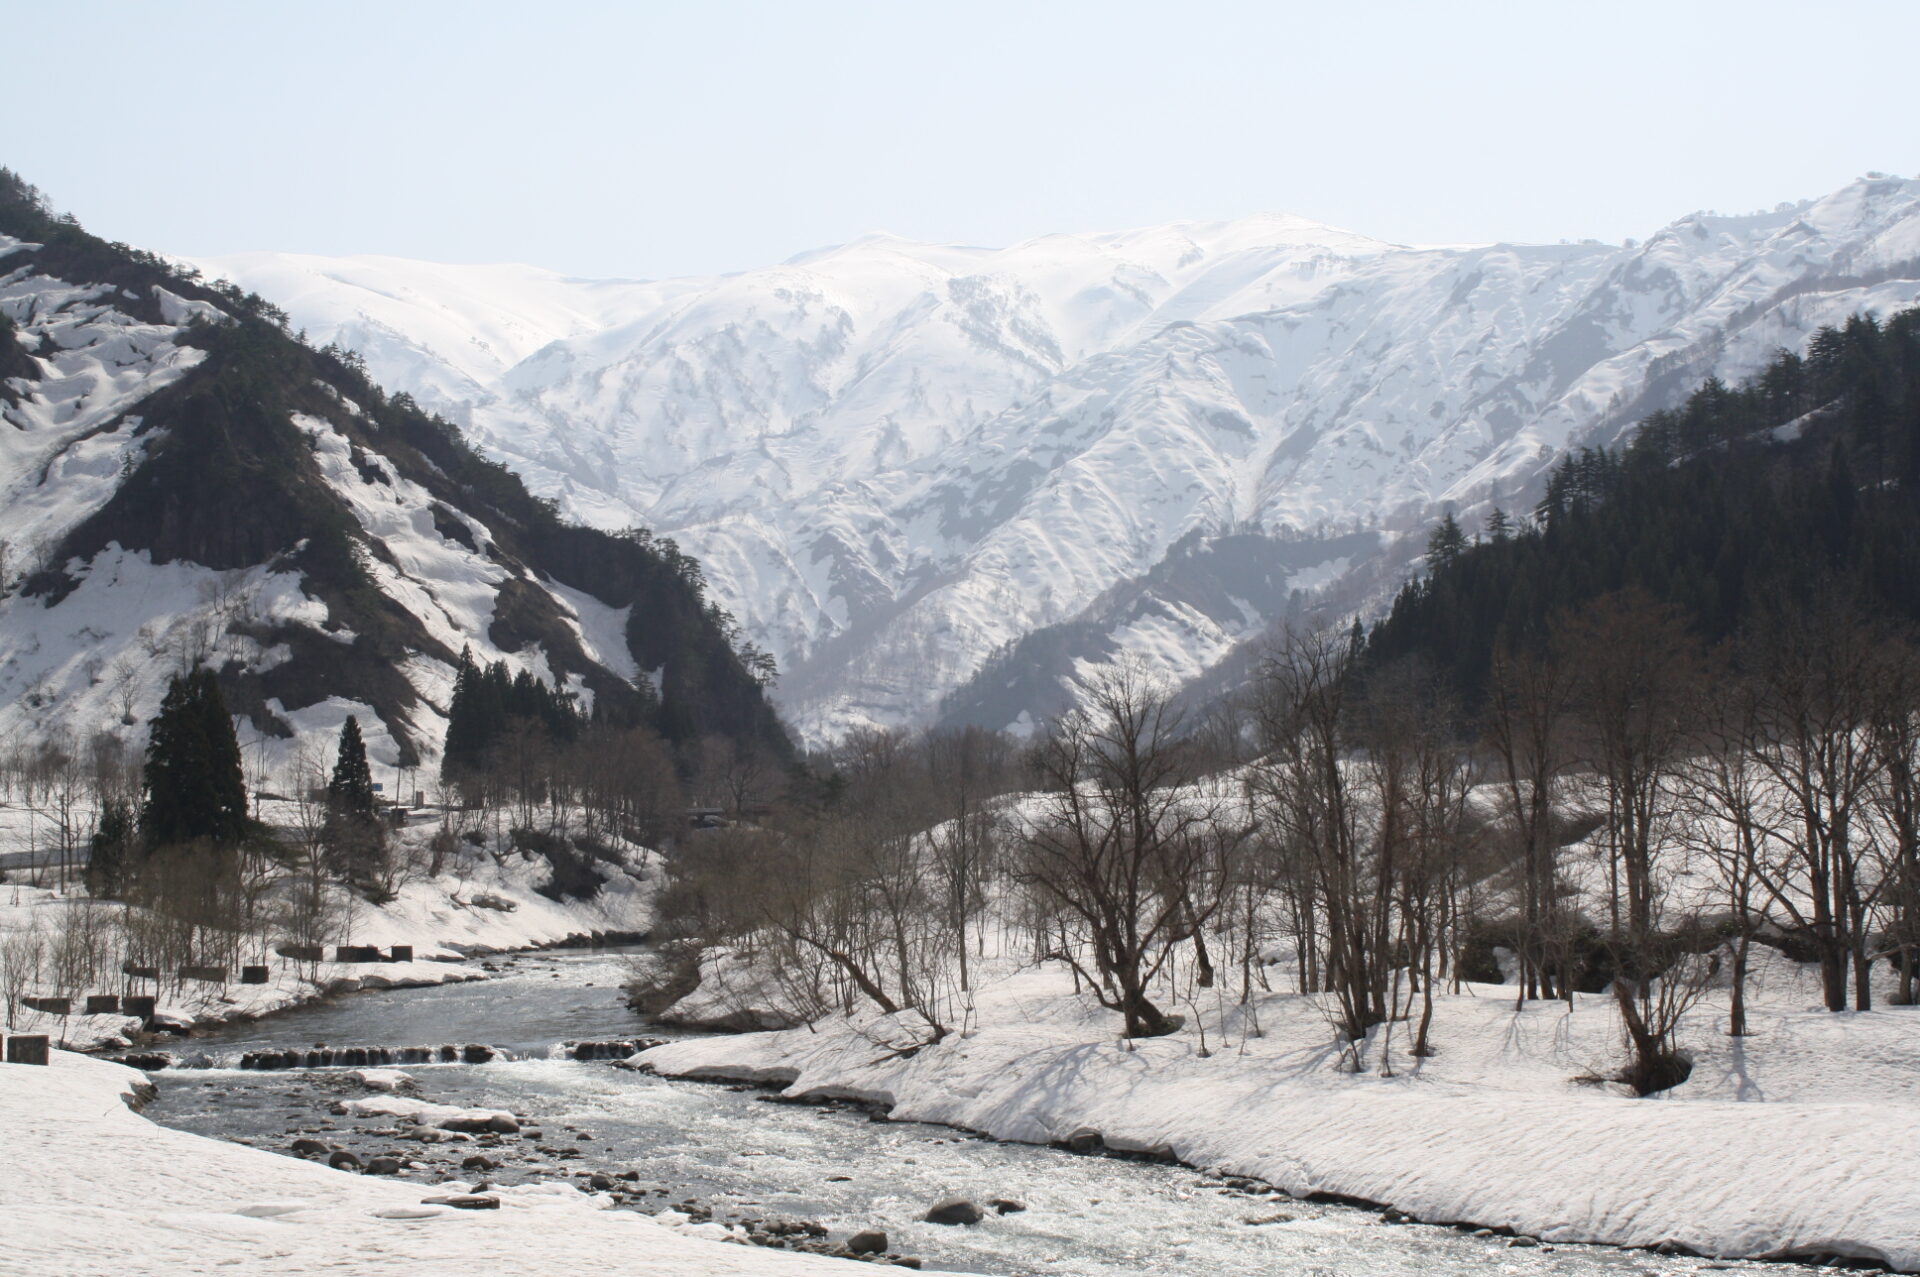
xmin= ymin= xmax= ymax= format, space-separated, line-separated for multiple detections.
xmin=637 ymin=948 xmax=1920 ymax=1270
xmin=1 ymin=1051 xmax=857 ymax=1276
xmin=196 ymin=177 xmax=1920 ymax=741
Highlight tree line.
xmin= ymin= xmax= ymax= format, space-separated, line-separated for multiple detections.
xmin=649 ymin=311 xmax=1920 ymax=1094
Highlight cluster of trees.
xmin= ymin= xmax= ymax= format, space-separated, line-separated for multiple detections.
xmin=1368 ymin=307 xmax=1920 ymax=700
xmin=438 ymin=650 xmax=783 ymax=850
xmin=442 ymin=649 xmax=588 ymax=778
xmin=0 ymin=670 xmax=405 ymax=1022
xmin=653 ymin=311 xmax=1920 ymax=1093
xmin=656 ymin=725 xmax=1017 ymax=1040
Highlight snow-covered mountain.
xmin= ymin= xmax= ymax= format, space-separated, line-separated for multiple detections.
xmin=0 ymin=177 xmax=786 ymax=776
xmin=193 ymin=177 xmax=1920 ymax=743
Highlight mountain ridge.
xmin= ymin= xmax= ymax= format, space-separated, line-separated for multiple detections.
xmin=0 ymin=170 xmax=789 ymax=776
xmin=188 ymin=176 xmax=1920 ymax=743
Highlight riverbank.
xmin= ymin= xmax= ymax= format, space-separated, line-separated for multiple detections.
xmin=636 ymin=945 xmax=1920 ymax=1272
xmin=0 ymin=828 xmax=656 ymax=1051
xmin=2 ymin=1048 xmax=863 ymax=1276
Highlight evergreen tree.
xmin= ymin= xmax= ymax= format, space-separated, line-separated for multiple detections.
xmin=140 ymin=669 xmax=247 ymax=847
xmin=327 ymin=716 xmax=377 ymax=818
xmin=1425 ymin=512 xmax=1467 ymax=571
xmin=85 ymin=798 xmax=135 ymax=897
xmin=324 ymin=715 xmax=387 ymax=887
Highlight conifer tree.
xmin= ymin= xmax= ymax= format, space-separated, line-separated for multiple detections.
xmin=1425 ymin=512 xmax=1467 ymax=571
xmin=328 ymin=716 xmax=377 ymax=819
xmin=140 ymin=669 xmax=248 ymax=848
xmin=324 ymin=715 xmax=387 ymax=887
xmin=86 ymin=798 xmax=134 ymax=897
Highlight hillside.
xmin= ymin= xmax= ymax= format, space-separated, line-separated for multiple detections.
xmin=0 ymin=170 xmax=788 ymax=775
xmin=196 ymin=178 xmax=1920 ymax=741
xmin=1362 ymin=304 xmax=1920 ymax=696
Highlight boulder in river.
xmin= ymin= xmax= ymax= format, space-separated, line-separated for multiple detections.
xmin=327 ymin=1151 xmax=363 ymax=1171
xmin=461 ymin=1154 xmax=500 ymax=1171
xmin=365 ymin=1156 xmax=404 ymax=1176
xmin=923 ymin=1198 xmax=984 ymax=1226
xmin=846 ymin=1229 xmax=888 ymax=1254
xmin=988 ymin=1198 xmax=1027 ymax=1215
xmin=291 ymin=1138 xmax=330 ymax=1158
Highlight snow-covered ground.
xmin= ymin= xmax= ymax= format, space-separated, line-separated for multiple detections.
xmin=637 ymin=942 xmax=1920 ymax=1270
xmin=1 ymin=1049 xmax=859 ymax=1275
xmin=0 ymin=808 xmax=656 ymax=1051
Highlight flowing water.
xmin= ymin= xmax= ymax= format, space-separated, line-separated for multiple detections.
xmin=144 ymin=952 xmax=1823 ymax=1277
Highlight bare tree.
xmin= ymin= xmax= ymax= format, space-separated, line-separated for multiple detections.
xmin=1742 ymin=603 xmax=1889 ymax=1011
xmin=1017 ymin=663 xmax=1229 ymax=1039
xmin=1484 ymin=644 xmax=1574 ymax=1002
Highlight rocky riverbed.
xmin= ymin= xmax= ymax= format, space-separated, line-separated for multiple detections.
xmin=133 ymin=952 xmax=1845 ymax=1277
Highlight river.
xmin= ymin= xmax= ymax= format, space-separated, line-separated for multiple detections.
xmin=143 ymin=951 xmax=1821 ymax=1277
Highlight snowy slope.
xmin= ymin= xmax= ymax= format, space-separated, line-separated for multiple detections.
xmin=3 ymin=1051 xmax=858 ymax=1276
xmin=0 ymin=203 xmax=783 ymax=778
xmin=196 ymin=178 xmax=1920 ymax=742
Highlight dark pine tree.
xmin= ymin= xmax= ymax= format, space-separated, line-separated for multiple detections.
xmin=85 ymin=798 xmax=135 ymax=897
xmin=325 ymin=715 xmax=387 ymax=887
xmin=327 ymin=716 xmax=377 ymax=818
xmin=140 ymin=669 xmax=248 ymax=848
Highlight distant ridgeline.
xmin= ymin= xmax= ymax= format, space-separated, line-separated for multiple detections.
xmin=0 ymin=169 xmax=790 ymax=764
xmin=1364 ymin=306 xmax=1920 ymax=697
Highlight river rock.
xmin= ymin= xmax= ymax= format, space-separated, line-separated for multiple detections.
xmin=291 ymin=1138 xmax=330 ymax=1158
xmin=923 ymin=1198 xmax=984 ymax=1226
xmin=365 ymin=1156 xmax=404 ymax=1175
xmin=589 ymin=1173 xmax=615 ymax=1191
xmin=424 ymin=1193 xmax=500 ymax=1210
xmin=1508 ymin=1235 xmax=1541 ymax=1248
xmin=328 ymin=1151 xmax=363 ymax=1171
xmin=461 ymin=1154 xmax=500 ymax=1171
xmin=988 ymin=1198 xmax=1026 ymax=1215
xmin=846 ymin=1229 xmax=888 ymax=1254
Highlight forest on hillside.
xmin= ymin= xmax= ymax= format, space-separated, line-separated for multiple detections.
xmin=640 ymin=312 xmax=1920 ymax=1099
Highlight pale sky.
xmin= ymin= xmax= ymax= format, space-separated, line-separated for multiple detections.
xmin=7 ymin=0 xmax=1918 ymax=280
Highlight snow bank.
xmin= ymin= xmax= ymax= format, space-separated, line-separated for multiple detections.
xmin=1 ymin=1049 xmax=858 ymax=1275
xmin=351 ymin=1067 xmax=413 ymax=1092
xmin=638 ymin=952 xmax=1920 ymax=1270
xmin=0 ymin=817 xmax=657 ymax=1050
xmin=339 ymin=1094 xmax=515 ymax=1129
